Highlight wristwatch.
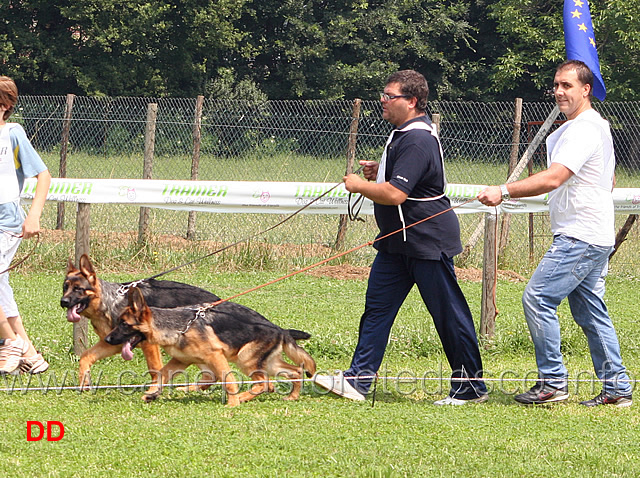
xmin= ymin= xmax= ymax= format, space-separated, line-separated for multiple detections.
xmin=499 ymin=184 xmax=510 ymax=202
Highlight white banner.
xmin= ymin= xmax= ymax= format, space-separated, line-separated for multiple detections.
xmin=21 ymin=178 xmax=640 ymax=215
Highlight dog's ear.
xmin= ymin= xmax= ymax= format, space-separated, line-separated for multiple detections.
xmin=66 ymin=257 xmax=78 ymax=274
xmin=78 ymin=254 xmax=97 ymax=282
xmin=128 ymin=287 xmax=147 ymax=314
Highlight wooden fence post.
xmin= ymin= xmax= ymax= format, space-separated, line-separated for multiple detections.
xmin=611 ymin=214 xmax=639 ymax=259
xmin=138 ymin=103 xmax=157 ymax=245
xmin=334 ymin=98 xmax=362 ymax=250
xmin=73 ymin=202 xmax=90 ymax=355
xmin=432 ymin=113 xmax=441 ymax=134
xmin=187 ymin=95 xmax=205 ymax=240
xmin=480 ymin=212 xmax=497 ymax=343
xmin=461 ymin=105 xmax=559 ymax=266
xmin=56 ymin=94 xmax=75 ymax=230
xmin=479 ymin=105 xmax=561 ymax=342
xmin=498 ymin=98 xmax=523 ymax=256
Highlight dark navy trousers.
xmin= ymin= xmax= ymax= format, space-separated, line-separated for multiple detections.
xmin=344 ymin=251 xmax=487 ymax=399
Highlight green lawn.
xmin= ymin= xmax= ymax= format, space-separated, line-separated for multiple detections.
xmin=2 ymin=266 xmax=640 ymax=477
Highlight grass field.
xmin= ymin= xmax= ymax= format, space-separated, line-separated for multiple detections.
xmin=2 ymin=258 xmax=640 ymax=477
xmin=5 ymin=148 xmax=640 ymax=476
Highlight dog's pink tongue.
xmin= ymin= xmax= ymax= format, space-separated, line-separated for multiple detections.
xmin=66 ymin=305 xmax=82 ymax=323
xmin=121 ymin=342 xmax=134 ymax=361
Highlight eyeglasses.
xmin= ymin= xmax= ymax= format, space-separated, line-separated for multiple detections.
xmin=380 ymin=93 xmax=411 ymax=102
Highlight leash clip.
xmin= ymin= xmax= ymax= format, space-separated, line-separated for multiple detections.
xmin=117 ymin=279 xmax=145 ymax=297
xmin=180 ymin=306 xmax=207 ymax=335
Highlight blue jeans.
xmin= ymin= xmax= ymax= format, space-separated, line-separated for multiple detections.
xmin=345 ymin=251 xmax=487 ymax=399
xmin=523 ymin=235 xmax=632 ymax=395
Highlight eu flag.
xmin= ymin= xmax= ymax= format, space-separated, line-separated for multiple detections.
xmin=564 ymin=0 xmax=606 ymax=101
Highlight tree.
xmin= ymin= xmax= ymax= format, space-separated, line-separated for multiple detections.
xmin=61 ymin=0 xmax=246 ymax=96
xmin=1 ymin=0 xmax=80 ymax=94
xmin=488 ymin=0 xmax=640 ymax=100
xmin=233 ymin=0 xmax=488 ymax=100
xmin=1 ymin=1 xmax=246 ymax=96
xmin=3 ymin=0 xmax=640 ymax=100
xmin=597 ymin=0 xmax=640 ymax=99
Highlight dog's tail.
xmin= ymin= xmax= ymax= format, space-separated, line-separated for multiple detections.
xmin=287 ymin=329 xmax=311 ymax=341
xmin=283 ymin=335 xmax=316 ymax=378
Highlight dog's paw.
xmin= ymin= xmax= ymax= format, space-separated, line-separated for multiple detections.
xmin=175 ymin=384 xmax=199 ymax=392
xmin=142 ymin=392 xmax=160 ymax=402
xmin=78 ymin=381 xmax=92 ymax=392
xmin=225 ymin=397 xmax=240 ymax=407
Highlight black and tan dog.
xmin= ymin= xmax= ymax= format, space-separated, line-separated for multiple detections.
xmin=61 ymin=254 xmax=219 ymax=389
xmin=104 ymin=287 xmax=316 ymax=406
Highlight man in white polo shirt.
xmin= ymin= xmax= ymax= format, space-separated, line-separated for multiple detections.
xmin=478 ymin=60 xmax=632 ymax=407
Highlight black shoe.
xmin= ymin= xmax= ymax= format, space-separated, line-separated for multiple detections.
xmin=580 ymin=391 xmax=632 ymax=408
xmin=514 ymin=382 xmax=569 ymax=404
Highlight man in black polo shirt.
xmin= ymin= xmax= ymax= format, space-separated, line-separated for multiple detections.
xmin=314 ymin=70 xmax=488 ymax=404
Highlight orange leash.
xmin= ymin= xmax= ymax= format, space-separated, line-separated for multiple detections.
xmin=205 ymin=198 xmax=479 ymax=310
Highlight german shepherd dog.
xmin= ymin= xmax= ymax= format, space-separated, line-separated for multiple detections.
xmin=104 ymin=287 xmax=317 ymax=406
xmin=61 ymin=254 xmax=220 ymax=389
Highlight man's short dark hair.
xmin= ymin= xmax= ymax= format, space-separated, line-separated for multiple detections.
xmin=386 ymin=70 xmax=429 ymax=112
xmin=557 ymin=60 xmax=595 ymax=97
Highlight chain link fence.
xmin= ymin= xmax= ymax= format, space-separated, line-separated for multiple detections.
xmin=13 ymin=96 xmax=640 ymax=275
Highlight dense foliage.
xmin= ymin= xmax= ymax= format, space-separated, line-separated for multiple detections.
xmin=1 ymin=0 xmax=639 ymax=100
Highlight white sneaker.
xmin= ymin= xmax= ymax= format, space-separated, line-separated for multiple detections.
xmin=313 ymin=371 xmax=366 ymax=401
xmin=434 ymin=394 xmax=489 ymax=406
xmin=19 ymin=353 xmax=49 ymax=374
xmin=0 ymin=336 xmax=28 ymax=374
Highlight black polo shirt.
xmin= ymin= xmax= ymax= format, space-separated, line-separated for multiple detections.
xmin=373 ymin=116 xmax=462 ymax=260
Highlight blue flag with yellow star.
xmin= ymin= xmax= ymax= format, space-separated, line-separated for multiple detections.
xmin=564 ymin=0 xmax=606 ymax=101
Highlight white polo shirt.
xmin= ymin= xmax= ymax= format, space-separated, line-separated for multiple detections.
xmin=546 ymin=108 xmax=615 ymax=247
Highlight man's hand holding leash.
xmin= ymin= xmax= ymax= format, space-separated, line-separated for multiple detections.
xmin=21 ymin=215 xmax=41 ymax=240
xmin=359 ymin=160 xmax=379 ymax=181
xmin=343 ymin=160 xmax=378 ymax=190
xmin=477 ymin=186 xmax=504 ymax=207
xmin=343 ymin=160 xmax=407 ymax=206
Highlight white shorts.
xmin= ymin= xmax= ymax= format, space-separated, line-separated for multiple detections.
xmin=0 ymin=231 xmax=21 ymax=317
